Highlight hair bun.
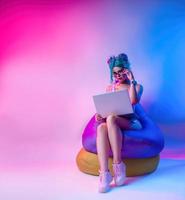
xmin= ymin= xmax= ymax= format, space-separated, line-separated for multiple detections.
xmin=118 ymin=53 xmax=128 ymax=62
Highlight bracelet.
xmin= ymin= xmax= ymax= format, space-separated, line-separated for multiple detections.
xmin=130 ymin=79 xmax=137 ymax=85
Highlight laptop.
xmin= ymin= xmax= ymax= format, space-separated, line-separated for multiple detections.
xmin=92 ymin=89 xmax=134 ymax=118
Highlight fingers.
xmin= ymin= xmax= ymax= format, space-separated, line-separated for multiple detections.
xmin=95 ymin=113 xmax=104 ymax=122
xmin=97 ymin=115 xmax=103 ymax=121
xmin=96 ymin=118 xmax=103 ymax=122
xmin=123 ymin=69 xmax=134 ymax=79
xmin=124 ymin=68 xmax=131 ymax=74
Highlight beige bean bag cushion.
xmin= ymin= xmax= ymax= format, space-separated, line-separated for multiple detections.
xmin=76 ymin=148 xmax=160 ymax=177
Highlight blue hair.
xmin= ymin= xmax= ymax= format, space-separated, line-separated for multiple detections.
xmin=107 ymin=53 xmax=131 ymax=83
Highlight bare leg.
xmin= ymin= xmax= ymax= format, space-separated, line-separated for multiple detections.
xmin=106 ymin=114 xmax=140 ymax=163
xmin=96 ymin=123 xmax=111 ymax=172
xmin=106 ymin=115 xmax=124 ymax=164
xmin=96 ymin=116 xmax=140 ymax=170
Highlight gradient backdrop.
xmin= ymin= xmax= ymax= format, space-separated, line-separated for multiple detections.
xmin=0 ymin=0 xmax=185 ymax=173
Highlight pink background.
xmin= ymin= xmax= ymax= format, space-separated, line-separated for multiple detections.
xmin=0 ymin=0 xmax=185 ymax=170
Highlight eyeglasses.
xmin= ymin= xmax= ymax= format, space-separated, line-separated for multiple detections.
xmin=113 ymin=69 xmax=125 ymax=76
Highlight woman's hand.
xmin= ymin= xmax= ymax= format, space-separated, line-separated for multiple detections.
xmin=95 ymin=113 xmax=105 ymax=122
xmin=123 ymin=69 xmax=135 ymax=81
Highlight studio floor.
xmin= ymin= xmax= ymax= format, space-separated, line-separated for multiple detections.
xmin=0 ymin=138 xmax=185 ymax=200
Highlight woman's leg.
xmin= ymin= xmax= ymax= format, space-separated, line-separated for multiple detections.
xmin=106 ymin=114 xmax=129 ymax=186
xmin=106 ymin=115 xmax=137 ymax=163
xmin=96 ymin=123 xmax=111 ymax=172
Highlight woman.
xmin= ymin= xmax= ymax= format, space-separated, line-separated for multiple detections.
xmin=95 ymin=53 xmax=143 ymax=193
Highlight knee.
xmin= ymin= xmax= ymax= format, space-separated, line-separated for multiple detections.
xmin=106 ymin=114 xmax=117 ymax=125
xmin=97 ymin=123 xmax=107 ymax=133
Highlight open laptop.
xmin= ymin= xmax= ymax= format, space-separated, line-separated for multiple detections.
xmin=92 ymin=89 xmax=134 ymax=118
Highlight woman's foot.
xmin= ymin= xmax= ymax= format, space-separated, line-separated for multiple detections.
xmin=98 ymin=170 xmax=113 ymax=193
xmin=112 ymin=162 xmax=126 ymax=186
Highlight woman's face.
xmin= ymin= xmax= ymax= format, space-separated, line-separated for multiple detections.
xmin=112 ymin=66 xmax=127 ymax=83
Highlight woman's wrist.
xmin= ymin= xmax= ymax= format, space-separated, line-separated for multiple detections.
xmin=130 ymin=79 xmax=137 ymax=85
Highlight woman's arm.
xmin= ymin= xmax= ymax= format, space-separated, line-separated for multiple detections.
xmin=124 ymin=69 xmax=143 ymax=105
xmin=129 ymin=83 xmax=143 ymax=105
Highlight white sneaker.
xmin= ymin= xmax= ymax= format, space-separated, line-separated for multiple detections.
xmin=112 ymin=162 xmax=126 ymax=186
xmin=98 ymin=170 xmax=113 ymax=193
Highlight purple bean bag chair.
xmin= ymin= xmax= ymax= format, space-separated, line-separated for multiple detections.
xmin=82 ymin=103 xmax=164 ymax=158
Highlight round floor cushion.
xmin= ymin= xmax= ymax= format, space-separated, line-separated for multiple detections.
xmin=76 ymin=148 xmax=160 ymax=177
